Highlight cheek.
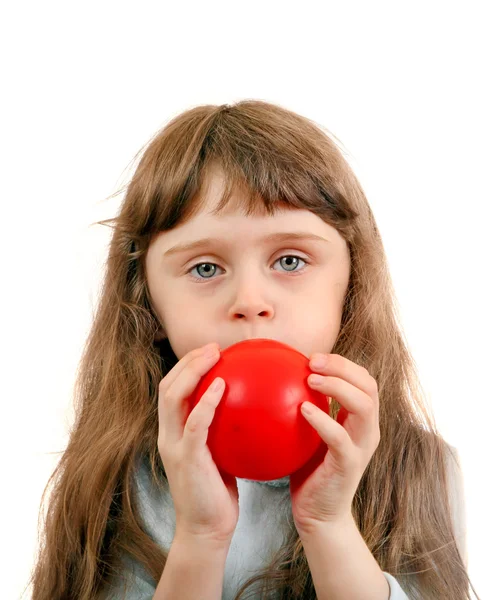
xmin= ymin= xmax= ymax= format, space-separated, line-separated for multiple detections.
xmin=162 ymin=306 xmax=217 ymax=361
xmin=298 ymin=289 xmax=344 ymax=346
xmin=163 ymin=326 xmax=199 ymax=362
xmin=304 ymin=313 xmax=341 ymax=349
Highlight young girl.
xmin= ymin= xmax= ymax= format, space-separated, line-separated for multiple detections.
xmin=29 ymin=100 xmax=480 ymax=599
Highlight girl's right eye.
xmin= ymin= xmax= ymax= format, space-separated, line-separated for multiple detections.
xmin=187 ymin=262 xmax=222 ymax=280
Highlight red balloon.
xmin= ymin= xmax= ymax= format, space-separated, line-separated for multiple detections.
xmin=187 ymin=339 xmax=329 ymax=481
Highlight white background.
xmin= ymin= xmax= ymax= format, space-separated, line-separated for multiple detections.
xmin=1 ymin=2 xmax=502 ymax=598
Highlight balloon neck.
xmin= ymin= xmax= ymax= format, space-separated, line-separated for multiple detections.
xmin=241 ymin=475 xmax=290 ymax=488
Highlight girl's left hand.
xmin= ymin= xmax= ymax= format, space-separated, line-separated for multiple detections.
xmin=290 ymin=352 xmax=381 ymax=536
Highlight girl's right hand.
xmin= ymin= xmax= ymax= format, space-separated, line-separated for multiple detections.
xmin=157 ymin=342 xmax=239 ymax=546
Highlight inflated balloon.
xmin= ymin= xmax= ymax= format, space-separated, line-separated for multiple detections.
xmin=187 ymin=338 xmax=329 ymax=481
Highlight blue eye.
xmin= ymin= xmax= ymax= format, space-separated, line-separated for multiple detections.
xmin=186 ymin=255 xmax=308 ymax=282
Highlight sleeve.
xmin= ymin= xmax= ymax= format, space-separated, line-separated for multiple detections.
xmin=382 ymin=572 xmax=411 ymax=599
xmin=98 ymin=459 xmax=170 ymax=599
xmin=99 ymin=552 xmax=157 ymax=600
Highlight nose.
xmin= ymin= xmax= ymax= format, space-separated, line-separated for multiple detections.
xmin=228 ymin=277 xmax=274 ymax=321
xmin=232 ymin=305 xmax=272 ymax=320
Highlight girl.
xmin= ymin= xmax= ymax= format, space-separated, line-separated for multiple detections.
xmin=29 ymin=100 xmax=480 ymax=599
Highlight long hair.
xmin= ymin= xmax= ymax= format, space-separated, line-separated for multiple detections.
xmin=28 ymin=99 xmax=480 ymax=599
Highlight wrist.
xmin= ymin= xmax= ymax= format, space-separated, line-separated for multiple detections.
xmin=173 ymin=529 xmax=233 ymax=553
xmin=296 ymin=515 xmax=390 ymax=600
xmin=296 ymin=513 xmax=356 ymax=542
xmin=156 ymin=531 xmax=231 ymax=600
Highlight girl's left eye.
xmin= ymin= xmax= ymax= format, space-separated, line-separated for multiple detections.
xmin=185 ymin=255 xmax=309 ymax=282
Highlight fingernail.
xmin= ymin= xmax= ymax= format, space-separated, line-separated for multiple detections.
xmin=209 ymin=377 xmax=224 ymax=392
xmin=301 ymin=402 xmax=313 ymax=415
xmin=310 ymin=354 xmax=328 ymax=369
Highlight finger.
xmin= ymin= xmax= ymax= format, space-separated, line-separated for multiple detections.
xmin=183 ymin=377 xmax=226 ymax=455
xmin=307 ymin=375 xmax=377 ymax=447
xmin=159 ymin=345 xmax=221 ymax=446
xmin=159 ymin=342 xmax=218 ymax=394
xmin=309 ymin=353 xmax=377 ymax=401
xmin=301 ymin=402 xmax=353 ymax=462
xmin=158 ymin=344 xmax=213 ymax=442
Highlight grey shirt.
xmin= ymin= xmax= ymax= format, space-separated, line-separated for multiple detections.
xmin=104 ymin=444 xmax=466 ymax=599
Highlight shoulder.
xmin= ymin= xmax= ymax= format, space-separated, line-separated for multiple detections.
xmin=132 ymin=456 xmax=176 ymax=550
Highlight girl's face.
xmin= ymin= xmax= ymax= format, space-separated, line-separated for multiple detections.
xmin=145 ymin=168 xmax=351 ymax=361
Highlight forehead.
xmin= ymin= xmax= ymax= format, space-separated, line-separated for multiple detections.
xmin=149 ymin=165 xmax=349 ymax=254
xmin=189 ymin=166 xmax=313 ymax=225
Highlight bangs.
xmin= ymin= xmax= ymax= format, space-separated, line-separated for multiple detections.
xmin=130 ymin=101 xmax=359 ymax=240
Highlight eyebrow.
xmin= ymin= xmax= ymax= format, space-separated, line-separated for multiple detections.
xmin=163 ymin=232 xmax=330 ymax=258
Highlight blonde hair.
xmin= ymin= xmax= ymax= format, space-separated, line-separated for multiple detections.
xmin=28 ymin=100 xmax=480 ymax=599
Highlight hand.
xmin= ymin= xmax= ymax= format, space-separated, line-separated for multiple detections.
xmin=157 ymin=342 xmax=239 ymax=546
xmin=289 ymin=352 xmax=381 ymax=536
